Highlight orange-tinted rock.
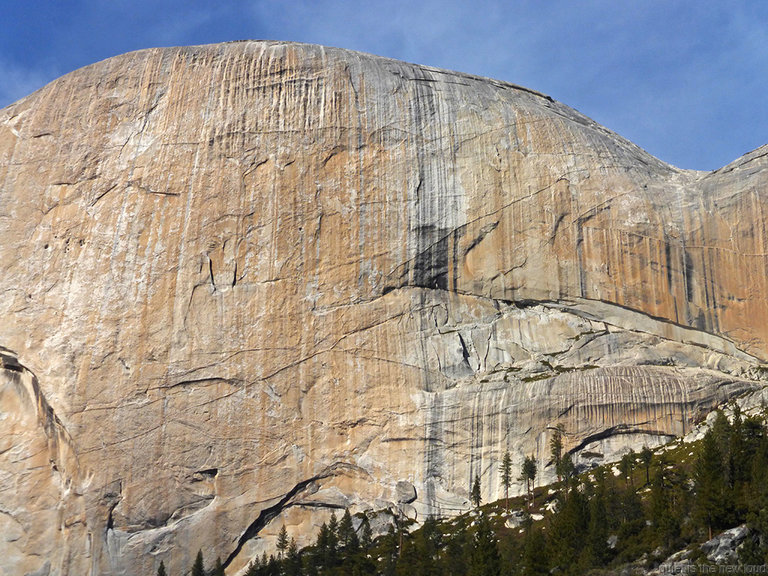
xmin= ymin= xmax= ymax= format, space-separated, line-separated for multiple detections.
xmin=0 ymin=42 xmax=766 ymax=574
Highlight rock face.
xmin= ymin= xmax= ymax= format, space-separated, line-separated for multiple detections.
xmin=1 ymin=41 xmax=767 ymax=575
xmin=649 ymin=524 xmax=750 ymax=574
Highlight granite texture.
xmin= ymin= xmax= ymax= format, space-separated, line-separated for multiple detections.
xmin=1 ymin=41 xmax=766 ymax=575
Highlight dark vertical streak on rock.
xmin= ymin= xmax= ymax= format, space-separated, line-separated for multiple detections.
xmin=683 ymin=249 xmax=694 ymax=303
xmin=0 ymin=351 xmax=80 ymax=478
xmin=405 ymin=66 xmax=456 ymax=293
xmin=664 ymin=239 xmax=673 ymax=290
xmin=452 ymin=226 xmax=460 ymax=292
xmin=208 ymin=256 xmax=216 ymax=290
xmin=423 ymin=392 xmax=442 ymax=517
xmin=458 ymin=333 xmax=471 ymax=366
xmin=575 ymin=219 xmax=586 ymax=299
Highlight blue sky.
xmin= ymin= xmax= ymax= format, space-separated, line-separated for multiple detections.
xmin=1 ymin=1 xmax=766 ymax=170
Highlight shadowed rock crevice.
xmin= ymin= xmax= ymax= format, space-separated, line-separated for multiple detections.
xmin=224 ymin=463 xmax=368 ymax=569
xmin=0 ymin=349 xmax=80 ymax=480
xmin=0 ymin=349 xmax=88 ymax=575
xmin=568 ymin=425 xmax=678 ymax=456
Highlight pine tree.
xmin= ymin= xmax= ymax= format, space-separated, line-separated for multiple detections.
xmin=520 ymin=524 xmax=548 ymax=576
xmin=521 ymin=456 xmax=537 ymax=508
xmin=585 ymin=477 xmax=610 ymax=567
xmin=156 ymin=560 xmax=167 ymax=576
xmin=276 ymin=524 xmax=290 ymax=559
xmin=395 ymin=530 xmax=418 ymax=576
xmin=302 ymin=549 xmax=319 ymax=576
xmin=694 ymin=429 xmax=729 ymax=539
xmin=360 ymin=515 xmax=373 ymax=549
xmin=550 ymin=424 xmax=565 ymax=481
xmin=468 ymin=515 xmax=500 ymax=576
xmin=618 ymin=450 xmax=636 ymax=488
xmin=443 ymin=528 xmax=469 ymax=576
xmin=745 ymin=419 xmax=768 ymax=563
xmin=648 ymin=451 xmax=684 ymax=550
xmin=500 ymin=451 xmax=513 ymax=511
xmin=640 ymin=446 xmax=653 ymax=486
xmin=338 ymin=508 xmax=359 ymax=553
xmin=557 ymin=453 xmax=576 ymax=496
xmin=739 ymin=530 xmax=766 ymax=567
xmin=547 ymin=480 xmax=588 ymax=573
xmin=729 ymin=403 xmax=753 ymax=517
xmin=742 ymin=414 xmax=765 ymax=461
xmin=381 ymin=523 xmax=399 ymax=576
xmin=244 ymin=558 xmax=260 ymax=576
xmin=327 ymin=511 xmax=340 ymax=568
xmin=316 ymin=519 xmax=339 ymax=569
xmin=191 ymin=550 xmax=206 ymax=576
xmin=328 ymin=511 xmax=339 ymax=536
xmin=498 ymin=529 xmax=521 ymax=576
xmin=285 ymin=538 xmax=302 ymax=576
xmin=413 ymin=517 xmax=441 ymax=576
xmin=212 ymin=556 xmax=225 ymax=576
xmin=471 ymin=473 xmax=482 ymax=508
xmin=266 ymin=554 xmax=279 ymax=576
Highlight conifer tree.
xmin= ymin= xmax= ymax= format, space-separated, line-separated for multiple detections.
xmin=640 ymin=446 xmax=653 ymax=485
xmin=302 ymin=550 xmax=319 ymax=576
xmin=360 ymin=515 xmax=373 ymax=549
xmin=729 ymin=403 xmax=753 ymax=516
xmin=443 ymin=528 xmax=469 ymax=576
xmin=745 ymin=423 xmax=768 ymax=563
xmin=338 ymin=508 xmax=359 ymax=553
xmin=381 ymin=524 xmax=399 ymax=576
xmin=328 ymin=511 xmax=339 ymax=536
xmin=276 ymin=524 xmax=290 ymax=559
xmin=500 ymin=451 xmax=513 ymax=511
xmin=618 ymin=450 xmax=636 ymax=488
xmin=244 ymin=558 xmax=260 ymax=576
xmin=739 ymin=530 xmax=766 ymax=567
xmin=547 ymin=479 xmax=588 ymax=572
xmin=742 ymin=414 xmax=765 ymax=461
xmin=498 ymin=531 xmax=521 ymax=576
xmin=648 ymin=451 xmax=684 ymax=550
xmin=520 ymin=523 xmax=548 ymax=576
xmin=550 ymin=424 xmax=565 ymax=481
xmin=328 ymin=511 xmax=340 ymax=564
xmin=557 ymin=453 xmax=576 ymax=496
xmin=191 ymin=550 xmax=206 ymax=576
xmin=414 ymin=517 xmax=441 ymax=576
xmin=471 ymin=473 xmax=482 ymax=508
xmin=585 ymin=477 xmax=610 ymax=566
xmin=285 ymin=538 xmax=302 ymax=576
xmin=468 ymin=515 xmax=500 ymax=576
xmin=212 ymin=556 xmax=225 ymax=576
xmin=521 ymin=456 xmax=537 ymax=508
xmin=395 ymin=530 xmax=418 ymax=576
xmin=694 ymin=429 xmax=729 ymax=539
xmin=316 ymin=519 xmax=339 ymax=569
xmin=266 ymin=554 xmax=279 ymax=576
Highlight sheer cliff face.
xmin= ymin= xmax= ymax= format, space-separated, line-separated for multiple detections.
xmin=1 ymin=41 xmax=767 ymax=575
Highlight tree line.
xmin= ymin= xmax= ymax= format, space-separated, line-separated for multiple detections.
xmin=155 ymin=405 xmax=768 ymax=575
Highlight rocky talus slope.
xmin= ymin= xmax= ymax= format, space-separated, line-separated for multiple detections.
xmin=1 ymin=41 xmax=767 ymax=575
